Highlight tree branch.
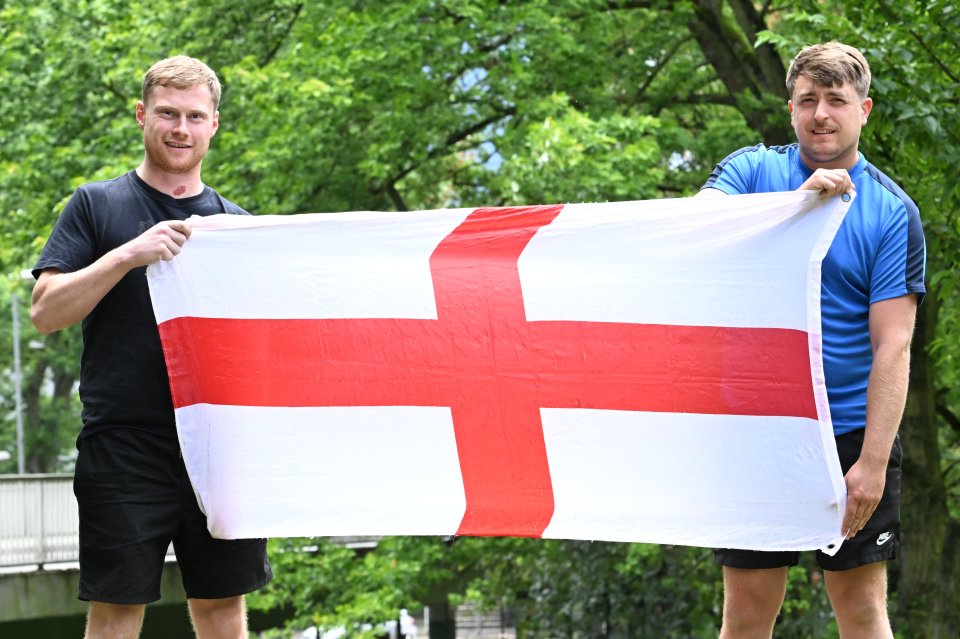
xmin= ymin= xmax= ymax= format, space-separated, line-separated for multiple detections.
xmin=666 ymin=93 xmax=739 ymax=108
xmin=935 ymin=399 xmax=960 ymax=435
xmin=385 ymin=183 xmax=408 ymax=212
xmin=685 ymin=0 xmax=791 ymax=143
xmin=603 ymin=0 xmax=657 ymax=11
xmin=906 ymin=30 xmax=960 ymax=85
xmin=633 ymin=36 xmax=691 ymax=103
xmin=386 ymin=106 xmax=517 ymax=187
xmin=260 ymin=3 xmax=304 ymax=68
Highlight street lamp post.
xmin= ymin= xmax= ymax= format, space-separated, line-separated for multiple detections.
xmin=9 ymin=270 xmax=32 ymax=475
xmin=12 ymin=288 xmax=25 ymax=475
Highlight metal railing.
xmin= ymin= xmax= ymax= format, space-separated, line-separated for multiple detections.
xmin=0 ymin=474 xmax=78 ymax=567
xmin=0 ymin=475 xmax=377 ymax=570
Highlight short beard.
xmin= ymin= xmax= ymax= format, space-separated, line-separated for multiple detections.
xmin=145 ymin=141 xmax=206 ymax=175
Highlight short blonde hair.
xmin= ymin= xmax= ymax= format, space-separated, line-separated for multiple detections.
xmin=786 ymin=42 xmax=871 ymax=100
xmin=142 ymin=56 xmax=222 ymax=110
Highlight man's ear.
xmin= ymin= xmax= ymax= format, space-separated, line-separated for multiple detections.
xmin=136 ymin=101 xmax=146 ymax=129
xmin=861 ymin=97 xmax=873 ymax=124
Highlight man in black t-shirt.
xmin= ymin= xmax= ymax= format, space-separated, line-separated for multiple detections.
xmin=31 ymin=56 xmax=271 ymax=639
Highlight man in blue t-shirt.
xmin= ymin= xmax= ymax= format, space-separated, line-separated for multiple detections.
xmin=31 ymin=56 xmax=271 ymax=639
xmin=698 ymin=42 xmax=925 ymax=638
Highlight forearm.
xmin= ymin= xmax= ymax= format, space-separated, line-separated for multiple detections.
xmin=858 ymin=294 xmax=917 ymax=471
xmin=860 ymin=329 xmax=912 ymax=471
xmin=32 ymin=219 xmax=192 ymax=333
xmin=31 ymin=248 xmax=134 ymax=334
xmin=839 ymin=295 xmax=915 ymax=537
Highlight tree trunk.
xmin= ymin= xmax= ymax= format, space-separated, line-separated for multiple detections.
xmin=24 ymin=354 xmax=51 ymax=473
xmin=24 ymin=329 xmax=78 ymax=473
xmin=685 ymin=0 xmax=794 ymax=145
xmin=898 ymin=293 xmax=960 ymax=637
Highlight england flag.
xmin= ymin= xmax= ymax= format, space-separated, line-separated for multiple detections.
xmin=147 ymin=191 xmax=849 ymax=554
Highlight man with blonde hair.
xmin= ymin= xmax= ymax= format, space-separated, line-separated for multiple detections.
xmin=699 ymin=42 xmax=925 ymax=638
xmin=31 ymin=56 xmax=272 ymax=639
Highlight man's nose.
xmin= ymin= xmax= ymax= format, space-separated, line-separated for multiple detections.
xmin=814 ymin=99 xmax=830 ymax=121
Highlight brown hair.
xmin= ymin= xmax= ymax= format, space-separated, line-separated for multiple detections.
xmin=142 ymin=56 xmax=222 ymax=110
xmin=786 ymin=42 xmax=871 ymax=99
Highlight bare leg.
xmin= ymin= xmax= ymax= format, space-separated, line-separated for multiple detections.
xmin=188 ymin=595 xmax=248 ymax=639
xmin=85 ymin=602 xmax=146 ymax=639
xmin=824 ymin=562 xmax=893 ymax=639
xmin=718 ymin=566 xmax=788 ymax=639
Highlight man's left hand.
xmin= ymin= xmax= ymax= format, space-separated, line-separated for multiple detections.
xmin=841 ymin=459 xmax=886 ymax=539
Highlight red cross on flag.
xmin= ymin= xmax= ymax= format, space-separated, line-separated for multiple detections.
xmin=147 ymin=191 xmax=849 ymax=553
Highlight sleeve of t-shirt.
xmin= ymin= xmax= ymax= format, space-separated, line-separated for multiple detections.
xmin=701 ymin=146 xmax=760 ymax=195
xmin=32 ymin=188 xmax=99 ymax=278
xmin=869 ymin=200 xmax=927 ymax=305
xmin=218 ymin=193 xmax=251 ymax=217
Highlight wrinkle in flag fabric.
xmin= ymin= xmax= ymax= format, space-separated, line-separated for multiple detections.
xmin=147 ymin=191 xmax=850 ymax=554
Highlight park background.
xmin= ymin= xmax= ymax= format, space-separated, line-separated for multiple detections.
xmin=0 ymin=1 xmax=957 ymax=637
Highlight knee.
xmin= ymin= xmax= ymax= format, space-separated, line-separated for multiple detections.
xmin=720 ymin=568 xmax=787 ymax=638
xmin=85 ymin=602 xmax=145 ymax=639
xmin=825 ymin=565 xmax=892 ymax=636
xmin=188 ymin=595 xmax=246 ymax=624
xmin=831 ymin=588 xmax=889 ymax=629
xmin=721 ymin=592 xmax=782 ymax=635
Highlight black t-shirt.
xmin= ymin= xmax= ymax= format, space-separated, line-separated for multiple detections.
xmin=33 ymin=171 xmax=250 ymax=439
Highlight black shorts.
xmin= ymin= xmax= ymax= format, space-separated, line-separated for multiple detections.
xmin=714 ymin=428 xmax=901 ymax=572
xmin=74 ymin=428 xmax=273 ymax=604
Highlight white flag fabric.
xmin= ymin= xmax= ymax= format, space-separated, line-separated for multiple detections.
xmin=147 ymin=191 xmax=850 ymax=554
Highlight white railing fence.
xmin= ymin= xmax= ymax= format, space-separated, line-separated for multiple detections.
xmin=0 ymin=475 xmax=365 ymax=570
xmin=0 ymin=474 xmax=78 ymax=567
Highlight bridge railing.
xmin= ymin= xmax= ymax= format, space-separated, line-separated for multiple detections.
xmin=0 ymin=475 xmax=377 ymax=569
xmin=0 ymin=474 xmax=78 ymax=568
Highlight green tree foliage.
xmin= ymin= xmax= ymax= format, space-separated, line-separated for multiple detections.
xmin=458 ymin=540 xmax=724 ymax=638
xmin=1 ymin=0 xmax=958 ymax=636
xmin=0 ymin=278 xmax=81 ymax=473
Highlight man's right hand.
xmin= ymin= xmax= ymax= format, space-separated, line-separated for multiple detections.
xmin=122 ymin=220 xmax=192 ymax=268
xmin=32 ymin=219 xmax=193 ymax=334
xmin=798 ymin=168 xmax=855 ymax=199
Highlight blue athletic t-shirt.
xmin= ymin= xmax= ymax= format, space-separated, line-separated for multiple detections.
xmin=702 ymin=143 xmax=926 ymax=435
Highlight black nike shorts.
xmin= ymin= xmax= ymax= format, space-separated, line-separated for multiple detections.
xmin=713 ymin=428 xmax=901 ymax=572
xmin=74 ymin=428 xmax=273 ymax=604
